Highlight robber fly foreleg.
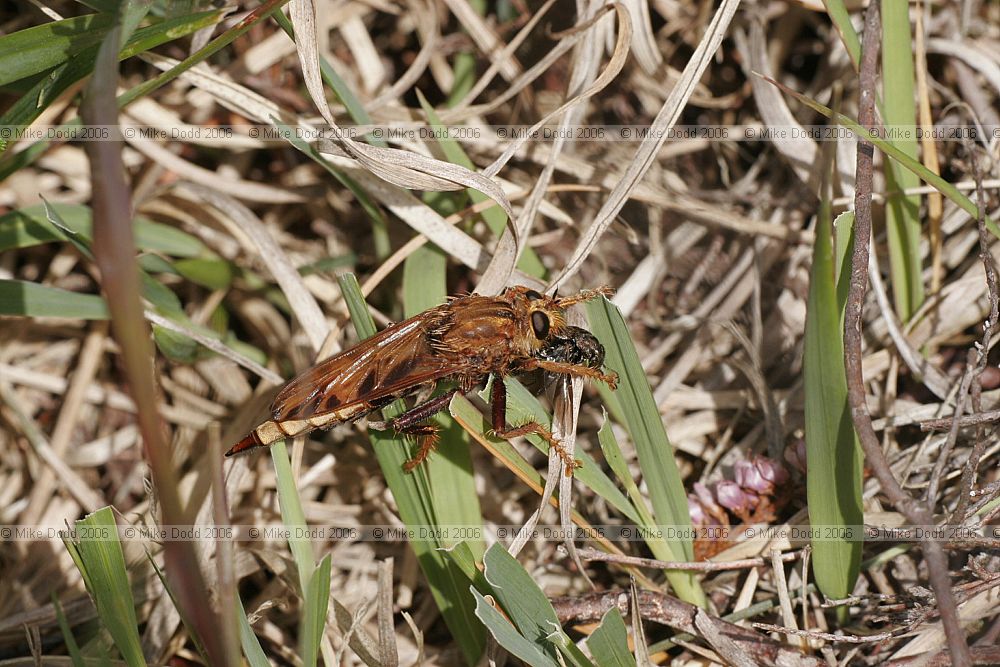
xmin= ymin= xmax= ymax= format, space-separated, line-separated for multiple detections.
xmin=520 ymin=358 xmax=618 ymax=390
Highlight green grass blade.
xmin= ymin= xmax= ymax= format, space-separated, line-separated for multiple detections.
xmin=804 ymin=206 xmax=863 ymax=602
xmin=235 ymin=595 xmax=271 ymax=667
xmin=760 ymin=75 xmax=999 ymax=238
xmin=585 ymin=298 xmax=704 ymax=605
xmin=62 ymin=508 xmax=146 ymax=666
xmin=403 ymin=246 xmax=486 ymax=560
xmin=881 ymin=0 xmax=923 ymax=319
xmin=587 ymin=608 xmax=632 ymax=667
xmin=477 ymin=543 xmax=564 ymax=665
xmin=499 ymin=378 xmax=642 ymax=525
xmin=0 ymin=279 xmax=109 ymax=319
xmin=0 ymin=13 xmax=114 ymax=86
xmin=301 ymin=554 xmax=332 ymax=667
xmin=52 ymin=596 xmax=86 ymax=667
xmin=270 ymin=441 xmax=316 ymax=594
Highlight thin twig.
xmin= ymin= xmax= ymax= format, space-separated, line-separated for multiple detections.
xmin=949 ymin=134 xmax=999 ymax=525
xmin=920 ymin=410 xmax=1000 ymax=431
xmin=842 ymin=4 xmax=970 ymax=664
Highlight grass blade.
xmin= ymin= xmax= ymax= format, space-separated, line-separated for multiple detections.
xmin=587 ymin=608 xmax=632 ymax=667
xmin=585 ymin=297 xmax=704 ymax=605
xmin=881 ymin=0 xmax=923 ymax=319
xmin=62 ymin=508 xmax=145 ymax=666
xmin=0 ymin=279 xmax=109 ymax=319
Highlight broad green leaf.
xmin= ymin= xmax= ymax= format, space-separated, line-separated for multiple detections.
xmin=0 ymin=14 xmax=114 ymax=86
xmin=804 ymin=203 xmax=863 ymax=601
xmin=0 ymin=279 xmax=109 ymax=319
xmin=173 ymin=258 xmax=235 ymax=290
xmin=479 ymin=544 xmax=565 ymax=664
xmin=0 ymin=204 xmax=206 ymax=257
xmin=587 ymin=608 xmax=632 ymax=667
xmin=62 ymin=508 xmax=145 ymax=666
xmin=472 ymin=588 xmax=557 ymax=667
xmin=152 ymin=323 xmax=200 ymax=362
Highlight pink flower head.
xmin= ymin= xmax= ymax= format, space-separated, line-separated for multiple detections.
xmin=735 ymin=456 xmax=789 ymax=495
xmin=688 ymin=482 xmax=723 ymax=527
xmin=715 ymin=480 xmax=757 ymax=514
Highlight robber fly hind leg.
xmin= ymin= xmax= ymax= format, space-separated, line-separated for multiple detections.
xmin=488 ymin=375 xmax=581 ymax=473
xmin=369 ymin=388 xmax=461 ymax=471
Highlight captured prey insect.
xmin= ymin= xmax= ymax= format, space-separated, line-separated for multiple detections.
xmin=227 ymin=286 xmax=619 ymax=471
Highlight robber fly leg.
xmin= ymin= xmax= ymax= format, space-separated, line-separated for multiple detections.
xmin=521 ymin=358 xmax=619 ymax=390
xmin=489 ymin=376 xmax=581 ymax=473
xmin=368 ymin=389 xmax=460 ymax=471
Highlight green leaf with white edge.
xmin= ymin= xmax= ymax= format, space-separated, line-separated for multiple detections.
xmin=441 ymin=541 xmax=490 ymax=592
xmin=236 ymin=594 xmax=270 ymax=667
xmin=473 ymin=588 xmax=558 ymax=667
xmin=0 ymin=13 xmax=114 ymax=87
xmin=337 ymin=273 xmax=485 ymax=664
xmin=301 ymin=554 xmax=332 ymax=667
xmin=587 ymin=607 xmax=632 ymax=667
xmin=61 ymin=508 xmax=145 ymax=667
xmin=0 ymin=280 xmax=109 ymax=319
xmin=480 ymin=543 xmax=566 ymax=663
xmin=585 ymin=298 xmax=704 ymax=606
xmin=498 ymin=377 xmax=643 ymax=525
xmin=804 ymin=192 xmax=863 ymax=602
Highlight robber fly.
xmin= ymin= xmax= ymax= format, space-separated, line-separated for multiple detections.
xmin=227 ymin=286 xmax=618 ymax=471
